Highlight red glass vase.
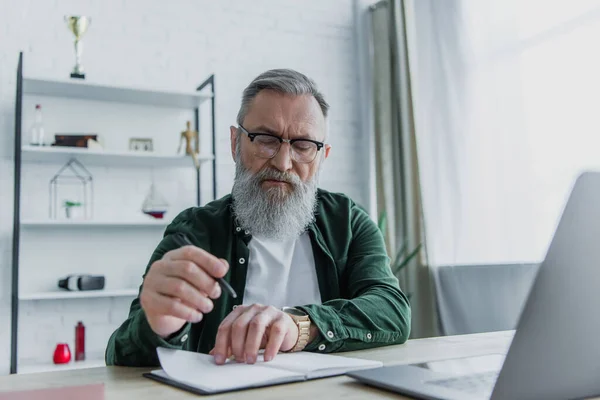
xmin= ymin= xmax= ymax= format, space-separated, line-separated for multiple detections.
xmin=53 ymin=343 xmax=71 ymax=364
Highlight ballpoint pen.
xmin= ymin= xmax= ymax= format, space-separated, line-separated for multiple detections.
xmin=172 ymin=232 xmax=238 ymax=299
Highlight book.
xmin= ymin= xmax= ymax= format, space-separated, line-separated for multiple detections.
xmin=143 ymin=347 xmax=383 ymax=394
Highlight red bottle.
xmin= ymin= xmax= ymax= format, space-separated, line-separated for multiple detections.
xmin=53 ymin=343 xmax=71 ymax=364
xmin=75 ymin=321 xmax=85 ymax=361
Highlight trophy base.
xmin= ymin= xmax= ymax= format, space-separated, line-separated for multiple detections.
xmin=70 ymin=72 xmax=85 ymax=79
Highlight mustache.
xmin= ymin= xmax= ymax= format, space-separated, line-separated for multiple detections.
xmin=255 ymin=168 xmax=302 ymax=186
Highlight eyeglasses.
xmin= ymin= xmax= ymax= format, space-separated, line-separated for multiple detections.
xmin=238 ymin=125 xmax=325 ymax=164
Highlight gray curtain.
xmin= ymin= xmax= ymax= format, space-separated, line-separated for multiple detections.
xmin=368 ymin=0 xmax=439 ymax=339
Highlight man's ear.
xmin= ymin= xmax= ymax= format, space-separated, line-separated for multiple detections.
xmin=324 ymin=144 xmax=332 ymax=159
xmin=230 ymin=126 xmax=238 ymax=161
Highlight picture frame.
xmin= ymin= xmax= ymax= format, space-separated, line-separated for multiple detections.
xmin=129 ymin=138 xmax=154 ymax=152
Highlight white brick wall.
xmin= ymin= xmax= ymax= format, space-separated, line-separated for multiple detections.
xmin=0 ymin=0 xmax=368 ymax=374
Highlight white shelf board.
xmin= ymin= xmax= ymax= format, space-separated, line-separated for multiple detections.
xmin=19 ymin=288 xmax=139 ymax=301
xmin=18 ymin=358 xmax=106 ymax=374
xmin=23 ymin=77 xmax=212 ymax=108
xmin=21 ymin=145 xmax=213 ymax=167
xmin=21 ymin=219 xmax=170 ymax=228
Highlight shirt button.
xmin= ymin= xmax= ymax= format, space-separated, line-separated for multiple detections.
xmin=367 ymin=333 xmax=372 ymax=340
xmin=180 ymin=334 xmax=188 ymax=343
xmin=235 ymin=227 xmax=241 ymax=232
xmin=326 ymin=331 xmax=334 ymax=339
xmin=239 ymin=258 xmax=245 ymax=264
xmin=318 ymin=344 xmax=326 ymax=351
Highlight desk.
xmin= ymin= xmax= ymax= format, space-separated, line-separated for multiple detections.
xmin=0 ymin=331 xmax=513 ymax=399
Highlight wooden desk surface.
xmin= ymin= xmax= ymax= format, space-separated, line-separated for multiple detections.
xmin=0 ymin=331 xmax=514 ymax=399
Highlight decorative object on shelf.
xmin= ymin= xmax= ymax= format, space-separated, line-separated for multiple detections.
xmin=75 ymin=321 xmax=85 ymax=361
xmin=87 ymin=138 xmax=103 ymax=150
xmin=129 ymin=137 xmax=154 ymax=152
xmin=49 ymin=158 xmax=93 ymax=220
xmin=52 ymin=134 xmax=98 ymax=148
xmin=53 ymin=343 xmax=71 ymax=364
xmin=58 ymin=274 xmax=106 ymax=291
xmin=63 ymin=200 xmax=82 ymax=218
xmin=142 ymin=183 xmax=169 ymax=219
xmin=178 ymin=120 xmax=200 ymax=168
xmin=29 ymin=104 xmax=46 ymax=146
xmin=65 ymin=15 xmax=91 ymax=79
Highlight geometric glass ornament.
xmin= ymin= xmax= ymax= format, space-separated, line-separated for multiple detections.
xmin=141 ymin=183 xmax=169 ymax=219
xmin=49 ymin=158 xmax=93 ymax=220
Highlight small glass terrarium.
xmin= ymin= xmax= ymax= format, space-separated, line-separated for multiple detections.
xmin=49 ymin=158 xmax=93 ymax=220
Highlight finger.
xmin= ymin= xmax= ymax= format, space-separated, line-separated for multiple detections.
xmin=245 ymin=308 xmax=279 ymax=363
xmin=162 ymin=260 xmax=222 ymax=299
xmin=264 ymin=318 xmax=288 ymax=362
xmin=156 ymin=276 xmax=214 ymax=314
xmin=166 ymin=244 xmax=229 ymax=278
xmin=144 ymin=290 xmax=203 ymax=323
xmin=213 ymin=306 xmax=248 ymax=365
xmin=231 ymin=305 xmax=265 ymax=363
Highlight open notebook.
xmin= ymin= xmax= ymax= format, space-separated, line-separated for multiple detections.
xmin=143 ymin=347 xmax=382 ymax=394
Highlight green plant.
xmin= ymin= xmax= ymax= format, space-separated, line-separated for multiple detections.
xmin=378 ymin=211 xmax=422 ymax=275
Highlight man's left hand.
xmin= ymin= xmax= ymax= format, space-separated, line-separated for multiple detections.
xmin=210 ymin=304 xmax=299 ymax=365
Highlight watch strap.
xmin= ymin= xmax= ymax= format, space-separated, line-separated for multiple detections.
xmin=289 ymin=319 xmax=311 ymax=352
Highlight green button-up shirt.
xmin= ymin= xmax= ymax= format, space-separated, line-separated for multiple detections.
xmin=105 ymin=189 xmax=411 ymax=366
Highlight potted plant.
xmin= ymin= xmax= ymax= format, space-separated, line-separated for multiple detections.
xmin=64 ymin=200 xmax=83 ymax=219
xmin=378 ymin=211 xmax=422 ymax=299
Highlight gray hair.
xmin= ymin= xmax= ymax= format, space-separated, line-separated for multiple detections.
xmin=236 ymin=69 xmax=330 ymax=126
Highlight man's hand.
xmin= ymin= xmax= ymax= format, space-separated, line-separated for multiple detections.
xmin=210 ymin=304 xmax=299 ymax=365
xmin=140 ymin=244 xmax=229 ymax=338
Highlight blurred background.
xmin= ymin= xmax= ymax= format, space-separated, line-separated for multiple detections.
xmin=1 ymin=0 xmax=598 ymax=376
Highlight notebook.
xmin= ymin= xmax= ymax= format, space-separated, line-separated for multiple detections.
xmin=143 ymin=347 xmax=382 ymax=394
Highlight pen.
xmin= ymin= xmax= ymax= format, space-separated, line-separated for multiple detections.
xmin=171 ymin=232 xmax=238 ymax=299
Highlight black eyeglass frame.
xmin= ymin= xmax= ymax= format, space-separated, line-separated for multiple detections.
xmin=238 ymin=124 xmax=325 ymax=163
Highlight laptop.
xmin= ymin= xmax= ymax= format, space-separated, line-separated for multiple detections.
xmin=347 ymin=171 xmax=600 ymax=400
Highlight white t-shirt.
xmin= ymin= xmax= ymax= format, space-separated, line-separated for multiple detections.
xmin=242 ymin=232 xmax=322 ymax=308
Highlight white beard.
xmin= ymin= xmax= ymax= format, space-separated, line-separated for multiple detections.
xmin=231 ymin=144 xmax=320 ymax=241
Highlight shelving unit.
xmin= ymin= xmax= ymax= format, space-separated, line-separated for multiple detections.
xmin=23 ymin=77 xmax=212 ymax=108
xmin=10 ymin=52 xmax=218 ymax=374
xmin=21 ymin=219 xmax=171 ymax=228
xmin=21 ymin=145 xmax=214 ymax=168
xmin=19 ymin=288 xmax=139 ymax=301
xmin=18 ymin=358 xmax=107 ymax=375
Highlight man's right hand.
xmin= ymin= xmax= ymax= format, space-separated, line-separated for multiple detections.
xmin=140 ymin=243 xmax=229 ymax=338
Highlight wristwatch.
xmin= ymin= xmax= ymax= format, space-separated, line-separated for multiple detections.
xmin=282 ymin=306 xmax=311 ymax=352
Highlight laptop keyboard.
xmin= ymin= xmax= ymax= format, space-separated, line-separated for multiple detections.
xmin=426 ymin=371 xmax=498 ymax=395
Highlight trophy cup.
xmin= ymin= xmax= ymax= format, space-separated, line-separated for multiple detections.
xmin=65 ymin=16 xmax=91 ymax=79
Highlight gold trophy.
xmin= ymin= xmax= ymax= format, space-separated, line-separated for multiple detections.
xmin=65 ymin=16 xmax=91 ymax=79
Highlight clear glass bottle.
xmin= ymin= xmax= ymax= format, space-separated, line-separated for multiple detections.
xmin=30 ymin=104 xmax=45 ymax=146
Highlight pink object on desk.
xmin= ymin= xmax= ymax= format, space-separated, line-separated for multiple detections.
xmin=0 ymin=383 xmax=104 ymax=400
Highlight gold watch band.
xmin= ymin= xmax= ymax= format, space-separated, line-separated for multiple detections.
xmin=282 ymin=307 xmax=311 ymax=352
xmin=290 ymin=319 xmax=311 ymax=352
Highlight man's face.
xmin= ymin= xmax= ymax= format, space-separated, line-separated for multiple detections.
xmin=230 ymin=89 xmax=331 ymax=190
xmin=229 ymin=89 xmax=332 ymax=239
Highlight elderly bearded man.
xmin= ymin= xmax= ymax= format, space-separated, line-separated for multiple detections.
xmin=106 ymin=69 xmax=411 ymax=366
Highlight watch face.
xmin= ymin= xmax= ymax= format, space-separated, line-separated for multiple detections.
xmin=283 ymin=307 xmax=307 ymax=317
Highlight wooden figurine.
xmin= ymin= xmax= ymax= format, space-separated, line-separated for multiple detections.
xmin=178 ymin=121 xmax=200 ymax=168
